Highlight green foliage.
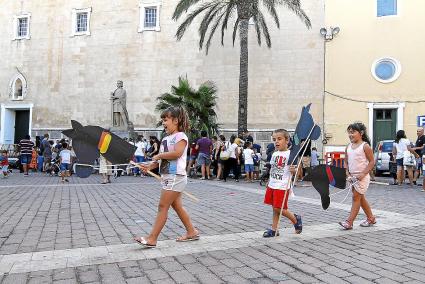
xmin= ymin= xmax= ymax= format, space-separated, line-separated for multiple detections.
xmin=173 ymin=0 xmax=311 ymax=54
xmin=173 ymin=0 xmax=311 ymax=134
xmin=156 ymin=77 xmax=219 ymax=141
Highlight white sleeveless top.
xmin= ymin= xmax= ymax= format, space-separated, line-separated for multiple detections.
xmin=347 ymin=142 xmax=371 ymax=194
xmin=347 ymin=142 xmax=369 ymax=175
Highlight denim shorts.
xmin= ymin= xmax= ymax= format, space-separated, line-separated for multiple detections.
xmin=20 ymin=154 xmax=32 ymax=164
xmin=245 ymin=164 xmax=254 ymax=173
xmin=60 ymin=163 xmax=70 ymax=171
xmin=396 ymin=158 xmax=403 ymax=167
xmin=2 ymin=165 xmax=8 ymax=172
xmin=197 ymin=153 xmax=211 ymax=166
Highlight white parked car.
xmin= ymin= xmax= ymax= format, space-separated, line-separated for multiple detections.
xmin=374 ymin=140 xmax=394 ymax=176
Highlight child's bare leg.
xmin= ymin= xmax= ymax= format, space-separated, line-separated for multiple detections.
xmin=282 ymin=209 xmax=297 ymax=224
xmin=145 ymin=190 xmax=180 ymax=244
xmin=171 ymin=194 xmax=198 ymax=238
xmin=271 ymin=207 xmax=296 ymax=230
xmin=271 ymin=208 xmax=280 ymax=230
xmin=347 ymin=190 xmax=362 ymax=224
xmin=360 ymin=195 xmax=374 ymax=220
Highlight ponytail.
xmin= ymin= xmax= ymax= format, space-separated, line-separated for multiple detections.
xmin=160 ymin=106 xmax=190 ymax=133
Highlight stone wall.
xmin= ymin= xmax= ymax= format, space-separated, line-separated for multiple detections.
xmin=0 ymin=0 xmax=325 ymax=132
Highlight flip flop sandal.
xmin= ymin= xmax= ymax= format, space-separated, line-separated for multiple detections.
xmin=176 ymin=235 xmax=200 ymax=242
xmin=133 ymin=237 xmax=156 ymax=248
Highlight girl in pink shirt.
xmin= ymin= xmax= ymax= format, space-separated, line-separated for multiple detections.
xmin=339 ymin=122 xmax=376 ymax=230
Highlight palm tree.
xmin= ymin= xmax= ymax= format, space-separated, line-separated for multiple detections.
xmin=156 ymin=77 xmax=219 ymax=141
xmin=173 ymin=0 xmax=311 ymax=135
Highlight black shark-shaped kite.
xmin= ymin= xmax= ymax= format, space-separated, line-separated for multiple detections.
xmin=62 ymin=120 xmax=136 ymax=178
xmin=303 ymin=165 xmax=347 ymax=210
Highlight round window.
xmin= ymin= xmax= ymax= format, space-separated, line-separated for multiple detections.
xmin=371 ymin=58 xmax=401 ymax=83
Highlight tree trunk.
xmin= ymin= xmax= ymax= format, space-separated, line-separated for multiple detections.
xmin=238 ymin=19 xmax=249 ymax=136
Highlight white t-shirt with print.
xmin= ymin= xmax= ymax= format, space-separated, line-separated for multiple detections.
xmin=159 ymin=132 xmax=188 ymax=176
xmin=60 ymin=149 xmax=71 ymax=164
xmin=243 ymin=148 xmax=254 ymax=165
xmin=268 ymin=150 xmax=291 ymax=190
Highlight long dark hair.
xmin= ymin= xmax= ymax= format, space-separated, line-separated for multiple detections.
xmin=347 ymin=122 xmax=371 ymax=145
xmin=160 ymin=106 xmax=190 ymax=132
xmin=395 ymin=130 xmax=406 ymax=143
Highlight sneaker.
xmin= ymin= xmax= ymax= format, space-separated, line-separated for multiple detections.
xmin=360 ymin=218 xmax=376 ymax=227
xmin=293 ymin=214 xmax=303 ymax=234
xmin=235 ymin=179 xmax=239 ymax=182
xmin=413 ymin=181 xmax=417 ymax=185
xmin=200 ymin=177 xmax=206 ymax=180
xmin=339 ymin=220 xmax=353 ymax=230
xmin=263 ymin=228 xmax=279 ymax=238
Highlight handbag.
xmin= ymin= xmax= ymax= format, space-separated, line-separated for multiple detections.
xmin=403 ymin=150 xmax=416 ymax=167
xmin=219 ymin=142 xmax=231 ymax=160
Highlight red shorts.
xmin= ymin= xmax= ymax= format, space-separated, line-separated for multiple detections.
xmin=264 ymin=187 xmax=289 ymax=209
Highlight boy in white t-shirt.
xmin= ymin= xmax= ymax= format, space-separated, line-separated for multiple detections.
xmin=263 ymin=129 xmax=302 ymax=237
xmin=243 ymin=142 xmax=255 ymax=182
xmin=59 ymin=142 xmax=72 ymax=183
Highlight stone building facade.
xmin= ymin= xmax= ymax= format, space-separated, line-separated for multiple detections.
xmin=0 ymin=0 xmax=325 ymax=145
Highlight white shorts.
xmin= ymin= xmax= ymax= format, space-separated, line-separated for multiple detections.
xmin=161 ymin=174 xmax=187 ymax=192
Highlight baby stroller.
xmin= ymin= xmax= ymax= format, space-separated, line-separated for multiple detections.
xmin=259 ymin=162 xmax=271 ymax=186
xmin=46 ymin=158 xmax=61 ymax=176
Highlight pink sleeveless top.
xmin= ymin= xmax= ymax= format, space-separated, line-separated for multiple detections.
xmin=347 ymin=142 xmax=370 ymax=194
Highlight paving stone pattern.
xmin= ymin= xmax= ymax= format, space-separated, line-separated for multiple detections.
xmin=0 ymin=173 xmax=425 ymax=283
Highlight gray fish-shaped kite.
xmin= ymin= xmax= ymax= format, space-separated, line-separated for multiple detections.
xmin=62 ymin=120 xmax=136 ymax=178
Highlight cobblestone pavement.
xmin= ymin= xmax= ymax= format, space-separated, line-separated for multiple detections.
xmin=0 ymin=173 xmax=424 ymax=283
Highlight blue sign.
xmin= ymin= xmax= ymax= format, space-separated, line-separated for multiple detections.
xmin=418 ymin=116 xmax=425 ymax=127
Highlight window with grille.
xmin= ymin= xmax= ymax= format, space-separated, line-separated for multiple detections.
xmin=13 ymin=14 xmax=31 ymax=40
xmin=76 ymin=12 xmax=88 ymax=32
xmin=139 ymin=4 xmax=160 ymax=32
xmin=18 ymin=18 xmax=28 ymax=37
xmin=144 ymin=7 xmax=157 ymax=28
xmin=71 ymin=8 xmax=91 ymax=36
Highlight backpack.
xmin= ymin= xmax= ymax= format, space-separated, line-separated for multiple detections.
xmin=253 ymin=154 xmax=259 ymax=166
xmin=219 ymin=142 xmax=231 ymax=161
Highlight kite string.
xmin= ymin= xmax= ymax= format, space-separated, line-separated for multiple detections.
xmin=329 ymin=180 xmax=359 ymax=204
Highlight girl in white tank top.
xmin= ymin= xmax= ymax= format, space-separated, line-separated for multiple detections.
xmin=339 ymin=123 xmax=376 ymax=230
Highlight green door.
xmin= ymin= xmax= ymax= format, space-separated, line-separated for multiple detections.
xmin=373 ymin=109 xmax=397 ymax=148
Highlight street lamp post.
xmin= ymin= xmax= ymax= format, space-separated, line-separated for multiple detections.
xmin=320 ymin=26 xmax=340 ymax=146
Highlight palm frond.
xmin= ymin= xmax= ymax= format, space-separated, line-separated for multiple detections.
xmin=279 ymin=0 xmax=311 ymax=28
xmin=252 ymin=14 xmax=262 ymax=46
xmin=258 ymin=11 xmax=272 ymax=47
xmin=261 ymin=0 xmax=280 ymax=28
xmin=232 ymin=18 xmax=240 ymax=46
xmin=198 ymin=2 xmax=224 ymax=50
xmin=173 ymin=0 xmax=203 ymax=20
xmin=175 ymin=2 xmax=216 ymax=41
xmin=205 ymin=11 xmax=227 ymax=54
xmin=221 ymin=3 xmax=236 ymax=45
